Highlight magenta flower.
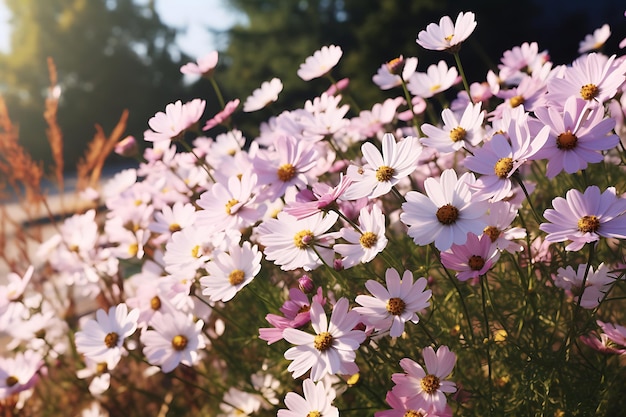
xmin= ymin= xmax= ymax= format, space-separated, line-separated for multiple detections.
xmin=539 ymin=186 xmax=626 ymax=251
xmin=391 ymin=345 xmax=457 ymax=413
xmin=283 ymin=174 xmax=353 ymax=220
xmin=440 ymin=232 xmax=500 ymax=281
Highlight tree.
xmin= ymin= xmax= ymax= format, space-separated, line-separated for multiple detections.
xmin=0 ymin=0 xmax=189 ymax=171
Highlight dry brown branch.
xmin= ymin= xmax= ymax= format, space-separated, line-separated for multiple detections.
xmin=76 ymin=109 xmax=129 ymax=192
xmin=44 ymin=56 xmax=64 ymax=194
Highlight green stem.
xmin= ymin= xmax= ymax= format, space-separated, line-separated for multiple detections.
xmin=453 ymin=52 xmax=473 ymax=104
xmin=180 ymin=140 xmax=216 ymax=182
xmin=400 ymin=78 xmax=422 ymax=135
xmin=209 ymin=76 xmax=226 ymax=109
xmin=514 ymin=175 xmax=543 ymax=224
xmin=480 ymin=275 xmax=494 ymax=416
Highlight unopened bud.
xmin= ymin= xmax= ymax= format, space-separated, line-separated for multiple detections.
xmin=115 ymin=135 xmax=139 ymax=157
xmin=298 ymin=275 xmax=314 ymax=293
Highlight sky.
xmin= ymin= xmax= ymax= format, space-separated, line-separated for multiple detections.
xmin=0 ymin=0 xmax=246 ymax=57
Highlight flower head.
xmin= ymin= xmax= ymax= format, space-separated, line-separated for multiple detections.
xmin=578 ymin=24 xmax=611 ymax=54
xmin=440 ymin=232 xmax=500 ymax=281
xmin=277 ymin=378 xmax=339 ymax=417
xmin=539 ymin=186 xmax=626 ymax=251
xmin=180 ymin=51 xmax=219 ymax=76
xmin=416 ymin=11 xmax=477 ymax=52
xmin=243 ymin=78 xmax=283 ymax=112
xmin=355 ymin=268 xmax=431 ymax=337
xmin=298 ymin=45 xmax=343 ymax=81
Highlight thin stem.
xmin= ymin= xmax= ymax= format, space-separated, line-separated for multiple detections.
xmin=400 ymin=78 xmax=422 ymax=135
xmin=180 ymin=140 xmax=216 ymax=182
xmin=480 ymin=275 xmax=494 ymax=416
xmin=209 ymin=76 xmax=226 ymax=109
xmin=514 ymin=175 xmax=543 ymax=224
xmin=453 ymin=52 xmax=473 ymax=104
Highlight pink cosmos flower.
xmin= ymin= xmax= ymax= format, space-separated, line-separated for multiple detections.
xmin=283 ymin=298 xmax=366 ymax=381
xmin=180 ymin=50 xmax=218 ymax=76
xmin=580 ymin=330 xmax=626 ymax=355
xmin=163 ymin=226 xmax=211 ymax=276
xmin=597 ymin=320 xmax=626 ymax=348
xmin=440 ymin=232 xmax=500 ymax=281
xmin=334 ymin=204 xmax=388 ymax=268
xmin=203 ymin=99 xmax=240 ymax=131
xmin=252 ymin=135 xmax=319 ymax=201
xmin=149 ymin=202 xmax=197 ymax=243
xmin=259 ymin=287 xmax=325 ymax=344
xmin=74 ymin=303 xmax=140 ymax=367
xmin=256 ymin=211 xmax=338 ymax=271
xmin=140 ymin=310 xmax=205 ymax=373
xmin=463 ymin=118 xmax=550 ymax=202
xmin=373 ymin=56 xmax=419 ymax=90
xmin=578 ymin=24 xmax=611 ymax=54
xmin=400 ymin=169 xmax=488 ymax=251
xmin=344 ymin=133 xmax=421 ymax=200
xmin=391 ymin=345 xmax=457 ymax=413
xmin=0 ymin=350 xmax=44 ymax=399
xmin=546 ymin=53 xmax=626 ymax=108
xmin=283 ymin=174 xmax=353 ymax=220
xmin=354 ymin=268 xmax=431 ymax=337
xmin=532 ymin=96 xmax=619 ymax=178
xmin=297 ymin=45 xmax=343 ymax=81
xmin=482 ymin=201 xmax=526 ymax=253
xmin=277 ymin=378 xmax=339 ymax=417
xmin=407 ymin=61 xmax=459 ymax=99
xmin=376 ymin=391 xmax=452 ymax=417
xmin=539 ymin=186 xmax=626 ymax=251
xmin=420 ymin=101 xmax=485 ymax=153
xmin=497 ymin=41 xmax=549 ymax=85
xmin=199 ymin=241 xmax=262 ymax=303
xmin=416 ymin=11 xmax=477 ymax=52
xmin=554 ymin=262 xmax=615 ymax=309
xmin=145 ymin=99 xmax=206 ymax=144
xmin=243 ymin=78 xmax=283 ymax=112
xmin=349 ymin=97 xmax=405 ymax=139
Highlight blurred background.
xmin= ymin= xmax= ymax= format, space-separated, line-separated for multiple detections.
xmin=0 ymin=0 xmax=624 ymax=175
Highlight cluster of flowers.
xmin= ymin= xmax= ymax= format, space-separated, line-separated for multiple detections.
xmin=3 ymin=10 xmax=626 ymax=417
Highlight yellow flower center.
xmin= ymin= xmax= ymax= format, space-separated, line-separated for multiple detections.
xmin=169 ymin=223 xmax=182 ymax=233
xmin=577 ymin=215 xmax=600 ymax=233
xmin=229 ymin=269 xmax=246 ymax=286
xmin=307 ymin=412 xmax=322 ymax=417
xmin=420 ymin=374 xmax=441 ymax=394
xmin=483 ymin=226 xmax=501 ymax=243
xmin=436 ymin=204 xmax=459 ymax=225
xmin=449 ymin=126 xmax=467 ymax=142
xmin=150 ymin=296 xmax=162 ymax=311
xmin=314 ymin=332 xmax=333 ymax=351
xmin=225 ymin=198 xmax=239 ymax=215
xmin=360 ymin=231 xmax=378 ymax=249
xmin=128 ymin=243 xmax=139 ymax=257
xmin=494 ymin=157 xmax=514 ymax=178
xmin=404 ymin=410 xmax=425 ymax=417
xmin=468 ymin=255 xmax=486 ymax=271
xmin=171 ymin=334 xmax=188 ymax=351
xmin=429 ymin=84 xmax=441 ymax=92
xmin=386 ymin=57 xmax=404 ymax=75
xmin=277 ymin=163 xmax=297 ymax=182
xmin=386 ymin=297 xmax=406 ymax=316
xmin=294 ymin=230 xmax=314 ymax=249
xmin=104 ymin=332 xmax=119 ymax=348
xmin=376 ymin=165 xmax=395 ymax=182
xmin=191 ymin=245 xmax=200 ymax=258
xmin=556 ymin=130 xmax=578 ymax=150
xmin=580 ymin=83 xmax=599 ymax=100
xmin=509 ymin=95 xmax=525 ymax=108
xmin=96 ymin=362 xmax=108 ymax=374
xmin=444 ymin=34 xmax=454 ymax=42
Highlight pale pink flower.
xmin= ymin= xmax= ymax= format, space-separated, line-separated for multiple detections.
xmin=219 ymin=387 xmax=263 ymax=416
xmin=373 ymin=56 xmax=419 ymax=90
xmin=344 ymin=133 xmax=421 ymax=200
xmin=334 ymin=204 xmax=388 ymax=268
xmin=391 ymin=346 xmax=457 ymax=413
xmin=243 ymin=78 xmax=283 ymax=112
xmin=74 ymin=303 xmax=139 ymax=366
xmin=376 ymin=391 xmax=452 ymax=417
xmin=440 ymin=232 xmax=500 ymax=281
xmin=421 ymin=101 xmax=485 ymax=153
xmin=349 ymin=97 xmax=405 ymax=139
xmin=298 ymin=45 xmax=343 ymax=81
xmin=463 ymin=118 xmax=550 ymax=202
xmin=140 ymin=310 xmax=205 ymax=373
xmin=416 ymin=11 xmax=477 ymax=52
xmin=546 ymin=53 xmax=626 ymax=108
xmin=354 ymin=268 xmax=431 ymax=337
xmin=554 ymin=263 xmax=616 ymax=309
xmin=497 ymin=41 xmax=549 ymax=85
xmin=578 ymin=24 xmax=611 ymax=54
xmin=145 ymin=99 xmax=206 ymax=144
xmin=400 ymin=169 xmax=488 ymax=251
xmin=256 ymin=211 xmax=338 ymax=271
xmin=200 ymin=242 xmax=262 ymax=303
xmin=283 ymin=174 xmax=353 ymax=220
xmin=482 ymin=201 xmax=526 ymax=253
xmin=539 ymin=186 xmax=626 ymax=251
xmin=163 ymin=226 xmax=211 ymax=276
xmin=203 ymin=99 xmax=240 ymax=131
xmin=407 ymin=61 xmax=459 ymax=99
xmin=180 ymin=50 xmax=219 ymax=76
xmin=532 ymin=96 xmax=619 ymax=178
xmin=283 ymin=298 xmax=366 ymax=381
xmin=597 ymin=320 xmax=626 ymax=348
xmin=0 ymin=350 xmax=44 ymax=399
xmin=277 ymin=378 xmax=339 ymax=417
xmin=149 ymin=202 xmax=197 ymax=243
